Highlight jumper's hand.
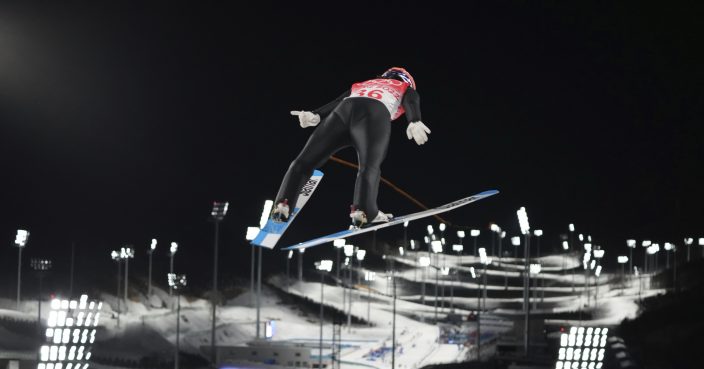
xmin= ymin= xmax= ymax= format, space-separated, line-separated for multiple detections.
xmin=406 ymin=121 xmax=431 ymax=145
xmin=290 ymin=110 xmax=321 ymax=128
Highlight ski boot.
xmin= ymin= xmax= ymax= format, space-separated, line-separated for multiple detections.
xmin=271 ymin=199 xmax=290 ymax=222
xmin=349 ymin=205 xmax=393 ymax=229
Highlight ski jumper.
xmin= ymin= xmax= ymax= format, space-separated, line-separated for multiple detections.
xmin=275 ymin=78 xmax=422 ymax=219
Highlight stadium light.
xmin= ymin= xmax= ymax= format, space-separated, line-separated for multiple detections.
xmin=452 ymin=244 xmax=463 ymax=252
xmin=457 ymin=230 xmax=465 ymax=239
xmin=427 ymin=225 xmax=434 ymax=235
xmin=562 ymin=241 xmax=569 ymax=250
xmin=210 ymin=201 xmax=231 ymax=365
xmin=14 ymin=229 xmax=30 ymax=309
xmin=169 ymin=242 xmax=178 ymax=296
xmin=245 ymin=227 xmax=259 ymax=241
xmin=431 ymin=240 xmax=443 ymax=253
xmin=418 ymin=256 xmax=430 ymax=267
xmin=314 ymin=259 xmax=333 ymax=369
xmin=168 ymin=273 xmax=187 ymax=369
xmin=148 ymin=239 xmax=157 ymax=296
xmin=439 ymin=223 xmax=446 ymax=232
xmin=517 ymin=207 xmax=530 ymax=235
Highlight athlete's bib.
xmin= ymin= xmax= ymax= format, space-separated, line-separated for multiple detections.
xmin=347 ymin=78 xmax=409 ymax=120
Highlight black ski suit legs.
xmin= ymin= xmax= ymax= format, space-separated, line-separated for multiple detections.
xmin=275 ymin=98 xmax=391 ymax=219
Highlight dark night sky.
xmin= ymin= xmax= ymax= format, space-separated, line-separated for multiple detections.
xmin=0 ymin=2 xmax=702 ymax=293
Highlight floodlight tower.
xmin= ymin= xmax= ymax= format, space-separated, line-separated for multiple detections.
xmin=246 ymin=226 xmax=259 ymax=305
xmin=418 ymin=255 xmax=430 ymax=322
xmin=14 ymin=229 xmax=29 ymax=309
xmin=210 ymin=201 xmax=229 ymax=366
xmin=315 ymin=260 xmax=333 ymax=369
xmin=431 ymin=240 xmax=443 ymax=321
xmin=451 ymin=243 xmax=463 ymax=311
xmin=626 ymin=239 xmax=636 ymax=275
xmin=470 ymin=229 xmax=480 ymax=256
xmin=641 ymin=240 xmax=651 ymax=273
xmin=121 ymin=246 xmax=135 ymax=302
xmin=333 ymin=239 xmax=346 ymax=280
xmin=286 ymin=250 xmax=294 ymax=291
xmin=664 ymin=242 xmax=674 ymax=268
xmin=478 ymin=248 xmax=491 ymax=312
xmin=684 ymin=238 xmax=693 ymax=262
xmin=169 ymin=242 xmax=179 ymax=296
xmin=533 ymin=230 xmax=543 ymax=258
xmin=168 ymin=273 xmax=187 ymax=369
xmin=529 ymin=263 xmax=541 ymax=310
xmin=699 ymin=238 xmax=704 ymax=258
xmin=148 ymin=239 xmax=157 ymax=296
xmin=343 ymin=244 xmax=355 ymax=328
xmin=30 ymin=258 xmax=52 ymax=336
xmin=511 ymin=236 xmax=521 ymax=259
xmin=516 ymin=206 xmax=531 ymax=356
xmin=364 ymin=271 xmax=376 ymax=325
xmin=110 ymin=250 xmax=122 ymax=326
xmin=617 ymin=256 xmax=628 ymax=287
xmin=490 ymin=224 xmax=501 ymax=256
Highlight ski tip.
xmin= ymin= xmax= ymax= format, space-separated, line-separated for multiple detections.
xmin=478 ymin=189 xmax=499 ymax=197
xmin=313 ymin=169 xmax=324 ymax=176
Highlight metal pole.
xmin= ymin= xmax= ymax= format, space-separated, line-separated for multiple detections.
xmin=250 ymin=245 xmax=255 ymax=305
xmin=256 ymin=246 xmax=262 ymax=339
xmin=286 ymin=256 xmax=290 ymax=293
xmin=434 ymin=255 xmax=439 ymax=321
xmin=336 ymin=248 xmax=341 ymax=281
xmin=116 ymin=260 xmax=121 ymax=328
xmin=298 ymin=250 xmax=303 ymax=282
xmin=319 ymin=271 xmax=325 ymax=369
xmin=175 ymin=293 xmax=180 ymax=369
xmin=211 ymin=220 xmax=220 ymax=365
xmin=392 ymin=260 xmax=397 ymax=369
xmin=367 ymin=281 xmax=371 ymax=325
xmin=17 ymin=247 xmax=23 ymax=310
xmin=346 ymin=266 xmax=352 ymax=329
xmin=476 ymin=272 xmax=481 ymax=361
xmin=170 ymin=254 xmax=174 ymax=297
xmin=37 ymin=275 xmax=42 ymax=336
xmin=70 ymin=242 xmax=75 ymax=298
xmin=523 ymin=234 xmax=530 ymax=356
xmin=629 ymin=247 xmax=633 ymax=275
xmin=473 ymin=237 xmax=477 ymax=257
xmin=124 ymin=257 xmax=129 ymax=303
xmin=148 ymin=251 xmax=153 ymax=296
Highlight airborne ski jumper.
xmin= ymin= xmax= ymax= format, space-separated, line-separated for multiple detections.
xmin=272 ymin=67 xmax=431 ymax=228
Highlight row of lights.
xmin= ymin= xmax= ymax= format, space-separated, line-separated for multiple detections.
xmin=556 ymin=327 xmax=609 ymax=369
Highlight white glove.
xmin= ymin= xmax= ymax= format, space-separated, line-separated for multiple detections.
xmin=406 ymin=121 xmax=431 ymax=145
xmin=290 ymin=110 xmax=321 ymax=128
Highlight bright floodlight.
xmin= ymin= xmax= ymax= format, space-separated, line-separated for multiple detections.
xmin=419 ymin=256 xmax=431 ymax=267
xmin=593 ymin=249 xmax=605 ymax=259
xmin=15 ymin=229 xmax=29 ymax=247
xmin=471 ymin=229 xmax=480 ymax=237
xmin=534 ymin=229 xmax=543 ymax=237
xmin=431 ymin=240 xmax=443 ymax=253
xmin=642 ymin=240 xmax=651 ymax=247
xmin=245 ymin=227 xmax=259 ymax=241
xmin=258 ymin=200 xmax=273 ymax=228
xmin=562 ymin=241 xmax=569 ymax=250
xmin=569 ymin=223 xmax=575 ymax=232
xmin=170 ymin=242 xmax=178 ymax=255
xmin=120 ymin=247 xmax=134 ymax=259
xmin=398 ymin=247 xmax=405 ymax=256
xmin=355 ymin=249 xmax=366 ymax=261
xmin=333 ymin=239 xmax=346 ymax=248
xmin=452 ymin=244 xmax=463 ymax=252
xmin=595 ymin=265 xmax=602 ymax=277
xmin=457 ymin=230 xmax=465 ymax=238
xmin=529 ymin=263 xmax=541 ymax=275
xmin=150 ymin=239 xmax=157 ymax=251
xmin=664 ymin=242 xmax=674 ymax=251
xmin=684 ymin=238 xmax=693 ymax=245
xmin=511 ymin=236 xmax=520 ymax=246
xmin=343 ymin=244 xmax=354 ymax=257
xmin=699 ymin=238 xmax=704 ymax=246
xmin=626 ymin=239 xmax=636 ymax=248
xmin=427 ymin=225 xmax=434 ymax=235
xmin=410 ymin=240 xmax=416 ymax=249
xmin=315 ymin=260 xmax=333 ymax=272
xmin=365 ymin=271 xmax=376 ymax=281
xmin=469 ymin=267 xmax=476 ymax=278
xmin=617 ymin=256 xmax=628 ymax=264
xmin=212 ymin=201 xmax=230 ymax=221
xmin=584 ymin=243 xmax=592 ymax=252
xmin=517 ymin=207 xmax=530 ymax=235
xmin=479 ymin=248 xmax=487 ymax=263
xmin=287 ymin=250 xmax=293 ymax=259
xmin=490 ymin=224 xmax=501 ymax=233
xmin=403 ymin=221 xmax=409 ymax=228
xmin=439 ymin=223 xmax=446 ymax=232
xmin=441 ymin=267 xmax=450 ymax=276
xmin=31 ymin=259 xmax=52 ymax=271
xmin=167 ymin=273 xmax=187 ymax=289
